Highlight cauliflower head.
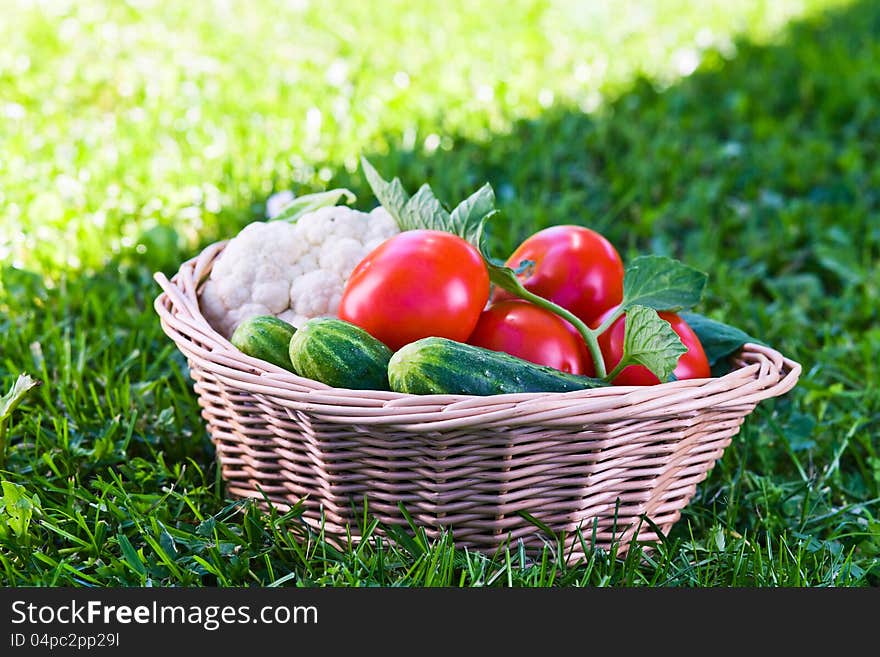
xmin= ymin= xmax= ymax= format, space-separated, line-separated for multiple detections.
xmin=200 ymin=204 xmax=399 ymax=337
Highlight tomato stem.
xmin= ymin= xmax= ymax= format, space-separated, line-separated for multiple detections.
xmin=592 ymin=305 xmax=626 ymax=338
xmin=491 ymin=273 xmax=608 ymax=378
xmin=603 ymin=359 xmax=629 ymax=383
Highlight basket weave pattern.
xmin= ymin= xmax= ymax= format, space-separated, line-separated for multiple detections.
xmin=154 ymin=241 xmax=801 ymax=557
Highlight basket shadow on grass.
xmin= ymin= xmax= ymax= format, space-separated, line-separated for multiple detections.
xmin=3 ymin=0 xmax=878 ymax=584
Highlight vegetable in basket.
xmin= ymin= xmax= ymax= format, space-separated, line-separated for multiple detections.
xmin=467 ymin=299 xmax=593 ymax=375
xmin=216 ymin=158 xmax=762 ymax=395
xmin=388 ymin=337 xmax=605 ymax=396
xmin=592 ymin=306 xmax=711 ymax=385
xmin=493 ymin=224 xmax=624 ymax=325
xmin=199 ymin=189 xmax=399 ymax=338
xmin=288 ymin=317 xmax=393 ymax=391
xmin=230 ymin=315 xmax=297 ymax=372
xmin=337 ymin=229 xmax=489 ymax=351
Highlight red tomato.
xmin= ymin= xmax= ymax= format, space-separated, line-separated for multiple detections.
xmin=467 ymin=300 xmax=595 ymax=375
xmin=338 ymin=229 xmax=490 ymax=350
xmin=494 ymin=225 xmax=624 ymax=325
xmin=593 ymin=307 xmax=711 ymax=385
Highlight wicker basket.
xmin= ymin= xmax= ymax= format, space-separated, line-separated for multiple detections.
xmin=153 ymin=240 xmax=801 ymax=559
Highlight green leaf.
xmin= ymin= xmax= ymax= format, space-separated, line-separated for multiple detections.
xmin=117 ymin=533 xmax=147 ymax=576
xmin=400 ymin=184 xmax=451 ymax=230
xmin=622 ymin=255 xmax=707 ymax=311
xmin=270 ymin=188 xmax=357 ymax=223
xmin=621 ymin=305 xmax=687 ymax=382
xmin=0 ymin=480 xmax=39 ymax=539
xmin=449 ymin=183 xmax=496 ymax=251
xmin=679 ymin=311 xmax=762 ymax=366
xmin=361 ymin=158 xmax=499 ymax=251
xmin=360 ymin=156 xmax=410 ymax=225
xmin=157 ymin=520 xmax=178 ymax=559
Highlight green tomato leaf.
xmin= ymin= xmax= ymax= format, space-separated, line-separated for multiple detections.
xmin=360 ymin=156 xmax=410 ymax=225
xmin=269 ymin=188 xmax=357 ymax=223
xmin=362 ymin=157 xmax=497 ymax=252
xmin=678 ymin=311 xmax=762 ymax=366
xmin=622 ymin=255 xmax=708 ymax=311
xmin=449 ymin=183 xmax=496 ymax=252
xmin=621 ymin=305 xmax=687 ymax=382
xmin=400 ymin=184 xmax=451 ymax=231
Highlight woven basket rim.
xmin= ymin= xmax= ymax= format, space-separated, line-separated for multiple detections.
xmin=152 ymin=240 xmax=802 ymax=416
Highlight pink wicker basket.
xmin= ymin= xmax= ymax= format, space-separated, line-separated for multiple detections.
xmin=153 ymin=240 xmax=801 ymax=559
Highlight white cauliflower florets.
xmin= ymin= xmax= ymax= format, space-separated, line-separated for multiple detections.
xmin=200 ymin=203 xmax=399 ymax=337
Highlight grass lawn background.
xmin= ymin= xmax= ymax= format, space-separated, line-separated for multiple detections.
xmin=1 ymin=0 xmax=877 ymax=585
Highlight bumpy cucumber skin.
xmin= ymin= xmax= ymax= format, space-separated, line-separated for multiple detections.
xmin=289 ymin=318 xmax=392 ymax=390
xmin=389 ymin=337 xmax=607 ymax=395
xmin=230 ymin=315 xmax=297 ymax=371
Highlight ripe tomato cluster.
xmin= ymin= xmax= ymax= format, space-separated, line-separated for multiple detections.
xmin=339 ymin=225 xmax=710 ymax=385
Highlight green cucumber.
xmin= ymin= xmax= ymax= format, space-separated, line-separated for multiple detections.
xmin=388 ymin=337 xmax=607 ymax=395
xmin=230 ymin=315 xmax=297 ymax=371
xmin=289 ymin=317 xmax=392 ymax=390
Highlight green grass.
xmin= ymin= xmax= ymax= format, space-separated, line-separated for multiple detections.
xmin=1 ymin=0 xmax=878 ymax=586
